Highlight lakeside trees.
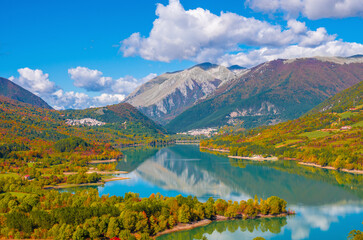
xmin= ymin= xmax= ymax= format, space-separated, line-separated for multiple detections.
xmin=0 ymin=176 xmax=289 ymax=239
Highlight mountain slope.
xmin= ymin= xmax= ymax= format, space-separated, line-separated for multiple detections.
xmin=0 ymin=77 xmax=52 ymax=109
xmin=62 ymin=102 xmax=166 ymax=135
xmin=125 ymin=63 xmax=246 ymax=124
xmin=202 ymin=80 xmax=363 ymax=171
xmin=166 ymin=56 xmax=363 ymax=132
xmin=308 ymin=80 xmax=363 ymax=114
xmin=0 ymin=96 xmax=166 ymax=150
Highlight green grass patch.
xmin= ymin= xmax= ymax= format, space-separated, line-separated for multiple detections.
xmin=27 ymin=162 xmax=35 ymax=167
xmin=339 ymin=111 xmax=358 ymax=119
xmin=0 ymin=173 xmax=20 ymax=179
xmin=0 ymin=192 xmax=31 ymax=197
xmin=352 ymin=120 xmax=363 ymax=128
xmin=275 ymin=139 xmax=302 ymax=147
xmin=299 ymin=130 xmax=332 ymax=139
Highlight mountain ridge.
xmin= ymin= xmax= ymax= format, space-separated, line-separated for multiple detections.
xmin=0 ymin=77 xmax=53 ymax=109
xmin=125 ymin=62 xmax=247 ymax=124
xmin=165 ymin=56 xmax=363 ymax=132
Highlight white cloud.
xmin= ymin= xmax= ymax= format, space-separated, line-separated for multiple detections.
xmin=120 ymin=0 xmax=308 ymax=62
xmin=111 ymin=73 xmax=157 ymax=94
xmin=93 ymin=93 xmax=125 ymax=106
xmin=9 ymin=68 xmax=57 ymax=96
xmin=119 ymin=0 xmax=352 ymax=65
xmin=68 ymin=66 xmax=156 ymax=95
xmin=246 ymin=0 xmax=363 ymax=19
xmin=218 ymin=40 xmax=363 ymax=67
xmin=68 ymin=67 xmax=112 ymax=91
xmin=10 ymin=67 xmax=153 ymax=110
xmin=50 ymin=90 xmax=91 ymax=110
xmin=49 ymin=90 xmax=126 ymax=110
xmin=299 ymin=28 xmax=335 ymax=47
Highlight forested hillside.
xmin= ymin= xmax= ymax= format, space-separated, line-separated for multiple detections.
xmin=201 ymin=81 xmax=363 ymax=171
xmin=0 ymin=96 xmax=168 ymax=186
xmin=63 ymin=102 xmax=166 ymax=136
xmin=0 ymin=77 xmax=52 ymax=109
xmin=308 ymin=80 xmax=363 ymax=114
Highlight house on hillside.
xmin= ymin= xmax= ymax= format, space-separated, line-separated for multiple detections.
xmin=23 ymin=175 xmax=32 ymax=180
xmin=340 ymin=126 xmax=352 ymax=130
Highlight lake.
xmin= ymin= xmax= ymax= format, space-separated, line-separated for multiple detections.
xmin=63 ymin=145 xmax=363 ymax=240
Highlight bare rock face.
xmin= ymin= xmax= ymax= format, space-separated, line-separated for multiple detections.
xmin=124 ymin=63 xmax=246 ymax=124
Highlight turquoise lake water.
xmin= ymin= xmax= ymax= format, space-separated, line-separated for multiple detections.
xmin=63 ymin=145 xmax=363 ymax=240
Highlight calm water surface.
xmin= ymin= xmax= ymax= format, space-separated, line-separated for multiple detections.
xmin=64 ymin=145 xmax=363 ymax=240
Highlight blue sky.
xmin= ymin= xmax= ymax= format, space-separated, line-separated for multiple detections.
xmin=1 ymin=0 xmax=362 ymax=109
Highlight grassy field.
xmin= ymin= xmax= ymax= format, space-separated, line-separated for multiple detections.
xmin=339 ymin=111 xmax=358 ymax=119
xmin=0 ymin=173 xmax=20 ymax=178
xmin=352 ymin=120 xmax=363 ymax=127
xmin=0 ymin=192 xmax=32 ymax=197
xmin=275 ymin=139 xmax=303 ymax=148
xmin=299 ymin=130 xmax=332 ymax=139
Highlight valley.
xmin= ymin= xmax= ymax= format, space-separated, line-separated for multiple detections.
xmin=3 ymin=1 xmax=363 ymax=239
xmin=0 ymin=56 xmax=362 ymax=240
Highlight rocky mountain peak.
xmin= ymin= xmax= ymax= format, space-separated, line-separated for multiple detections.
xmin=124 ymin=63 xmax=246 ymax=124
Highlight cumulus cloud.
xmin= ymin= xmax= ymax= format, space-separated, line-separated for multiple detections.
xmin=50 ymin=90 xmax=126 ymax=110
xmin=68 ymin=66 xmax=156 ymax=95
xmin=93 ymin=93 xmax=125 ymax=106
xmin=68 ymin=67 xmax=112 ymax=91
xmin=112 ymin=73 xmax=157 ymax=94
xmin=10 ymin=67 xmax=154 ymax=110
xmin=50 ymin=90 xmax=91 ymax=110
xmin=246 ymin=0 xmax=363 ymax=19
xmin=9 ymin=68 xmax=58 ymax=96
xmin=120 ymin=0 xmax=308 ymax=62
xmin=119 ymin=0 xmax=354 ymax=65
xmin=218 ymin=40 xmax=363 ymax=67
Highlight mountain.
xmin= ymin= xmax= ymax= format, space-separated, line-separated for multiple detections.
xmin=166 ymin=56 xmax=363 ymax=132
xmin=201 ymin=80 xmax=363 ymax=171
xmin=0 ymin=77 xmax=52 ymax=109
xmin=0 ymin=96 xmax=166 ymax=151
xmin=124 ymin=63 xmax=247 ymax=125
xmin=62 ymin=102 xmax=166 ymax=135
xmin=308 ymin=79 xmax=363 ymax=114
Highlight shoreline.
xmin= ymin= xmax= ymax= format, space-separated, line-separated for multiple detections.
xmin=89 ymin=159 xmax=117 ymax=164
xmin=228 ymin=155 xmax=278 ymax=161
xmin=155 ymin=212 xmax=293 ymax=238
xmin=204 ymin=147 xmax=363 ymax=175
xmin=200 ymin=146 xmax=230 ymax=153
xmin=63 ymin=170 xmax=128 ymax=175
xmin=297 ymin=162 xmax=363 ymax=175
xmin=44 ymin=177 xmax=130 ymax=189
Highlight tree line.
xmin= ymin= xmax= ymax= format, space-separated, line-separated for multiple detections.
xmin=0 ymin=176 xmax=289 ymax=239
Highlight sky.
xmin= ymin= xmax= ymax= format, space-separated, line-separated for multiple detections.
xmin=1 ymin=0 xmax=362 ymax=109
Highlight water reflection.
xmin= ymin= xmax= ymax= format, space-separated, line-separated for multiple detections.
xmin=158 ymin=217 xmax=288 ymax=240
xmin=62 ymin=145 xmax=363 ymax=240
xmin=158 ymin=204 xmax=363 ymax=240
xmin=114 ymin=145 xmax=363 ymax=205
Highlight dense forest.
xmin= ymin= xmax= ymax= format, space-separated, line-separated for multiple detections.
xmin=201 ymin=81 xmax=363 ymax=171
xmin=0 ymin=96 xmax=174 ymax=187
xmin=0 ymin=175 xmax=289 ymax=239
